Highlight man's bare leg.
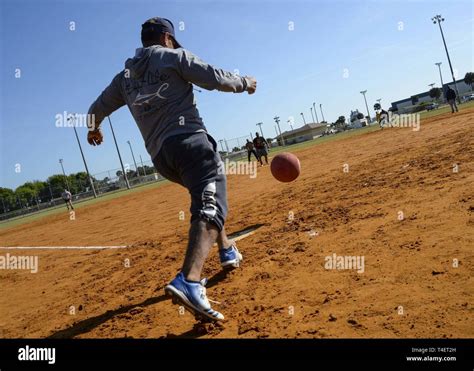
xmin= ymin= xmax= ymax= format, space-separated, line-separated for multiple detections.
xmin=216 ymin=226 xmax=233 ymax=250
xmin=181 ymin=219 xmax=219 ymax=282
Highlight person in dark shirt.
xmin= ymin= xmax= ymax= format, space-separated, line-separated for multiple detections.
xmin=446 ymin=87 xmax=458 ymax=113
xmin=252 ymin=132 xmax=269 ymax=166
xmin=245 ymin=139 xmax=258 ymax=162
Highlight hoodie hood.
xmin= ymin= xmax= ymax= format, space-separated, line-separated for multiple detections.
xmin=125 ymin=47 xmax=154 ymax=79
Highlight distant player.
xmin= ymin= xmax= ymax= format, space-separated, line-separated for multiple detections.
xmin=253 ymin=132 xmax=269 ymax=166
xmin=374 ymin=103 xmax=389 ymax=129
xmin=446 ymin=87 xmax=459 ymax=114
xmin=86 ymin=17 xmax=256 ymax=321
xmin=61 ymin=189 xmax=74 ymax=211
xmin=245 ymin=139 xmax=258 ymax=163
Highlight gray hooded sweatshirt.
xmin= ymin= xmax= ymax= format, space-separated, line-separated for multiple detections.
xmin=88 ymin=45 xmax=250 ymax=160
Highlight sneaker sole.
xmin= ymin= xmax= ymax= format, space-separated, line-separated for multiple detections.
xmin=164 ymin=285 xmax=224 ymax=322
xmin=221 ymin=252 xmax=243 ymax=269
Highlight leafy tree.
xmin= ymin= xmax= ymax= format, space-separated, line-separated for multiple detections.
xmin=335 ymin=116 xmax=346 ymax=129
xmin=47 ymin=174 xmax=69 ymax=197
xmin=15 ymin=184 xmax=38 ymax=206
xmin=0 ymin=187 xmax=15 ymax=212
xmin=429 ymin=87 xmax=441 ymax=100
xmin=126 ymin=169 xmax=137 ymax=178
xmin=137 ymin=165 xmax=156 ymax=176
xmin=464 ymin=72 xmax=474 ymax=91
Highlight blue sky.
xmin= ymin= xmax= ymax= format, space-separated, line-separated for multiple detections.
xmin=1 ymin=0 xmax=473 ymax=189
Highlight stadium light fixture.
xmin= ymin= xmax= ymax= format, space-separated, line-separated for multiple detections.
xmin=312 ymin=102 xmax=320 ymax=123
xmin=431 ymin=15 xmax=460 ymax=102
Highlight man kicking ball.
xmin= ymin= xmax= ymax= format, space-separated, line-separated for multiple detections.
xmin=86 ymin=17 xmax=256 ymax=321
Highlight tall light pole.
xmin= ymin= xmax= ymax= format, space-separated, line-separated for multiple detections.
xmin=256 ymin=122 xmax=264 ymax=137
xmin=59 ymin=158 xmax=70 ymax=192
xmin=435 ymin=62 xmax=445 ymax=101
xmin=310 ymin=107 xmax=315 ymax=123
xmin=300 ymin=112 xmax=307 ymax=125
xmin=360 ymin=90 xmax=371 ymax=123
xmin=107 ymin=116 xmax=130 ymax=190
xmin=376 ymin=98 xmax=382 ymax=104
xmin=47 ymin=181 xmax=53 ymax=201
xmin=127 ymin=140 xmax=140 ymax=177
xmin=319 ymin=103 xmax=326 ymax=123
xmin=218 ymin=139 xmax=225 ymax=152
xmin=312 ymin=102 xmax=319 ymax=123
xmin=70 ymin=115 xmax=97 ymax=198
xmin=432 ymin=15 xmax=460 ymax=102
xmin=273 ymin=116 xmax=285 ymax=146
xmin=139 ymin=155 xmax=145 ymax=175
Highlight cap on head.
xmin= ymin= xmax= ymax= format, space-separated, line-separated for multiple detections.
xmin=141 ymin=17 xmax=182 ymax=48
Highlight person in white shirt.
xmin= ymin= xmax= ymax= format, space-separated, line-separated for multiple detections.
xmin=61 ymin=189 xmax=74 ymax=211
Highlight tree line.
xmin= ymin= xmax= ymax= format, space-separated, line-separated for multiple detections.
xmin=0 ymin=165 xmax=157 ymax=213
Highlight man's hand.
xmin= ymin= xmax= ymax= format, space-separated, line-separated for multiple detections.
xmin=87 ymin=128 xmax=103 ymax=146
xmin=245 ymin=76 xmax=257 ymax=95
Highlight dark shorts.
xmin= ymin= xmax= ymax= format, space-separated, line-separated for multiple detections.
xmin=152 ymin=132 xmax=227 ymax=231
xmin=256 ymin=147 xmax=268 ymax=157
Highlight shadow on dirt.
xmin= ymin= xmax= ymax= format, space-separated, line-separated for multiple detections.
xmin=164 ymin=320 xmax=225 ymax=339
xmin=47 ymin=294 xmax=168 ymax=339
xmin=47 ymin=225 xmax=262 ymax=339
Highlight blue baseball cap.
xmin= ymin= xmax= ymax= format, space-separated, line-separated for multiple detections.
xmin=141 ymin=17 xmax=182 ymax=48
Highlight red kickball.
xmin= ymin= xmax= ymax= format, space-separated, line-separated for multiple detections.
xmin=270 ymin=152 xmax=301 ymax=182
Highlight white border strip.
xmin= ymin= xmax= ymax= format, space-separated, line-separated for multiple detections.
xmin=0 ymin=246 xmax=128 ymax=250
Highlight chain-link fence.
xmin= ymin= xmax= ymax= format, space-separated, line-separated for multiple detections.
xmin=0 ymin=159 xmax=166 ymax=222
xmin=1 ymin=136 xmax=286 ymax=223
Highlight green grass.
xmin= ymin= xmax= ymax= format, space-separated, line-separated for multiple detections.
xmin=229 ymin=125 xmax=380 ymax=162
xmin=418 ymin=100 xmax=474 ymax=120
xmin=2 ymin=99 xmax=472 ymax=231
xmin=270 ymin=124 xmax=380 ymax=155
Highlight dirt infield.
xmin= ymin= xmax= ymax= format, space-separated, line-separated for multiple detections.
xmin=1 ymin=109 xmax=473 ymax=338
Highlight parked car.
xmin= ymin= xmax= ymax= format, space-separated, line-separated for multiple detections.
xmin=426 ymin=102 xmax=439 ymax=111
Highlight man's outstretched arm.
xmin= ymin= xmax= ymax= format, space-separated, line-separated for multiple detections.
xmin=87 ymin=73 xmax=126 ymax=145
xmin=176 ymin=49 xmax=256 ymax=94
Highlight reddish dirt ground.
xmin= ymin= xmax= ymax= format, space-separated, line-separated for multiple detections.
xmin=1 ymin=109 xmax=473 ymax=338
